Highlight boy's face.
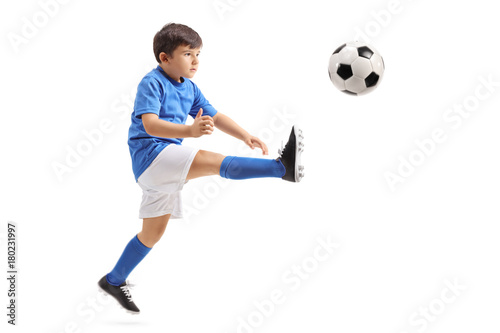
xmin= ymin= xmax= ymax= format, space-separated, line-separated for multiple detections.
xmin=160 ymin=44 xmax=201 ymax=82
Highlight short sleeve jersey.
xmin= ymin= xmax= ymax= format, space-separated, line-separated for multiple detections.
xmin=128 ymin=66 xmax=217 ymax=181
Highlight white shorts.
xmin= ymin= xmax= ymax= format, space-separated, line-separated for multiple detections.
xmin=137 ymin=144 xmax=199 ymax=219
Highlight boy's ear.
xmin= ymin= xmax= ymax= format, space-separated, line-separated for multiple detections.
xmin=159 ymin=52 xmax=170 ymax=63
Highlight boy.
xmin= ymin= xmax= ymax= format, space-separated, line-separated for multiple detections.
xmin=98 ymin=23 xmax=304 ymax=314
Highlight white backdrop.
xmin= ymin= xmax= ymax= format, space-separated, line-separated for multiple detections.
xmin=1 ymin=0 xmax=499 ymax=332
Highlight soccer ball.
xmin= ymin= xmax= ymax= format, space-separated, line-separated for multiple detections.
xmin=328 ymin=41 xmax=385 ymax=96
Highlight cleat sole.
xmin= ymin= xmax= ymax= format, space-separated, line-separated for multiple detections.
xmin=294 ymin=126 xmax=304 ymax=182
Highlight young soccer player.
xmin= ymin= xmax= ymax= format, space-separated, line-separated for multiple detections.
xmin=98 ymin=23 xmax=304 ymax=314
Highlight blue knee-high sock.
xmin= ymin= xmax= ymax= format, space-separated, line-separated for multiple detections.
xmin=106 ymin=235 xmax=152 ymax=286
xmin=219 ymin=156 xmax=286 ymax=180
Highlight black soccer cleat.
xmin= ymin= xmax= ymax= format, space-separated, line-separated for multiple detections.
xmin=277 ymin=126 xmax=304 ymax=182
xmin=98 ymin=275 xmax=140 ymax=314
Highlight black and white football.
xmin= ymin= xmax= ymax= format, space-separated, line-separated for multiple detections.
xmin=328 ymin=41 xmax=385 ymax=96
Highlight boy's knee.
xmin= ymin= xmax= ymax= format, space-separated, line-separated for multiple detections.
xmin=139 ymin=215 xmax=169 ymax=247
xmin=193 ymin=150 xmax=225 ymax=175
xmin=138 ymin=232 xmax=163 ymax=248
xmin=198 ymin=150 xmax=225 ymax=162
xmin=148 ymin=234 xmax=163 ymax=246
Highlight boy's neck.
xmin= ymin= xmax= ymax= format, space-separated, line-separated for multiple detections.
xmin=159 ymin=63 xmax=183 ymax=83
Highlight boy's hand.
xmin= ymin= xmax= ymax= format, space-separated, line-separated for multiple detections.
xmin=244 ymin=135 xmax=269 ymax=155
xmin=191 ymin=108 xmax=214 ymax=137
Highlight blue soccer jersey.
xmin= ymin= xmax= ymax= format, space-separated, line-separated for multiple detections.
xmin=128 ymin=66 xmax=217 ymax=181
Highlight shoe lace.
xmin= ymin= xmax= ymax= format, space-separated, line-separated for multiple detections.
xmin=120 ymin=281 xmax=135 ymax=302
xmin=278 ymin=140 xmax=287 ymax=158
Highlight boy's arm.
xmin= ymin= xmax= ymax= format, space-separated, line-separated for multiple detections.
xmin=142 ymin=109 xmax=214 ymax=138
xmin=213 ymin=112 xmax=268 ymax=155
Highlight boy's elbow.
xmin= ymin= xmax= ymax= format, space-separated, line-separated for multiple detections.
xmin=143 ymin=123 xmax=153 ymax=135
xmin=213 ymin=112 xmax=223 ymax=126
xmin=142 ymin=121 xmax=153 ymax=135
xmin=144 ymin=124 xmax=158 ymax=137
xmin=142 ymin=114 xmax=158 ymax=136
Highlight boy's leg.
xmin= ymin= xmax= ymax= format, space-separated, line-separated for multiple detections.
xmin=187 ymin=126 xmax=304 ymax=182
xmin=137 ymin=214 xmax=170 ymax=248
xmin=187 ymin=150 xmax=226 ymax=180
xmin=186 ymin=150 xmax=285 ymax=180
xmin=98 ymin=214 xmax=170 ymax=314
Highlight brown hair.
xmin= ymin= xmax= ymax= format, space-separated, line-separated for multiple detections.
xmin=153 ymin=23 xmax=203 ymax=63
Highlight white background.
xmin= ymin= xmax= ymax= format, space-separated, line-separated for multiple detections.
xmin=1 ymin=0 xmax=499 ymax=332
